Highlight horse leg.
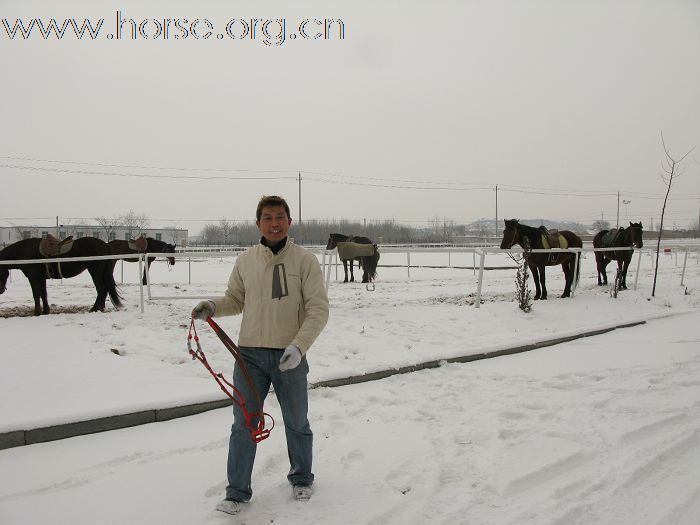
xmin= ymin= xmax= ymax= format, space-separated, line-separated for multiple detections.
xmin=348 ymin=260 xmax=355 ymax=282
xmin=341 ymin=260 xmax=349 ymax=282
xmin=600 ymin=257 xmax=610 ymax=285
xmin=142 ymin=257 xmax=154 ymax=285
xmin=530 ymin=264 xmax=542 ymax=300
xmin=40 ymin=278 xmax=49 ymax=314
xmin=561 ymin=260 xmax=572 ymax=298
xmin=619 ymin=258 xmax=630 ymax=290
xmin=28 ymin=277 xmax=45 ymax=315
xmin=595 ymin=253 xmax=604 ymax=285
xmin=88 ymin=264 xmax=108 ymax=312
xmin=539 ymin=265 xmax=548 ymax=300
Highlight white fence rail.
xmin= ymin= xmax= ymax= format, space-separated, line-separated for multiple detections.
xmin=2 ymin=244 xmax=699 ymax=312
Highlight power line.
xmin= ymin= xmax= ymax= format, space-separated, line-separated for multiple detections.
xmin=0 ymin=163 xmax=295 ymax=181
xmin=0 ymin=155 xmax=311 ymax=176
xmin=3 ymin=155 xmax=700 ymax=200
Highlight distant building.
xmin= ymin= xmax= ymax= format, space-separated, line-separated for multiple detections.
xmin=0 ymin=224 xmax=188 ymax=248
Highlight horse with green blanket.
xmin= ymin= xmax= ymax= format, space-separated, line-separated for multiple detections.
xmin=325 ymin=233 xmax=380 ymax=284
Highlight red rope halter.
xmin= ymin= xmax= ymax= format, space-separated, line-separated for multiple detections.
xmin=188 ymin=318 xmax=274 ymax=443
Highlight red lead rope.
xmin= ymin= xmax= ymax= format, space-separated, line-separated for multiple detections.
xmin=188 ymin=318 xmax=274 ymax=443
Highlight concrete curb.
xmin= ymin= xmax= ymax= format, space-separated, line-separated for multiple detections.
xmin=310 ymin=320 xmax=647 ymax=388
xmin=0 ymin=320 xmax=646 ymax=451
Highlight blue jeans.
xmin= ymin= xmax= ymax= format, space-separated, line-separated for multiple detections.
xmin=225 ymin=346 xmax=313 ymax=502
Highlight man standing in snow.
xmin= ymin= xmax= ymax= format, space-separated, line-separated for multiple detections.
xmin=192 ymin=195 xmax=329 ymax=515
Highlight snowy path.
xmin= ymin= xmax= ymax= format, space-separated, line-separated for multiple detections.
xmin=1 ymin=312 xmax=699 ymax=525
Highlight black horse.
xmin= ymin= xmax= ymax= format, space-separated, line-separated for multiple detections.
xmin=108 ymin=237 xmax=176 ymax=285
xmin=500 ymin=219 xmax=582 ymax=299
xmin=326 ymin=233 xmax=380 ymax=283
xmin=593 ymin=222 xmax=643 ymax=289
xmin=0 ymin=237 xmax=123 ymax=316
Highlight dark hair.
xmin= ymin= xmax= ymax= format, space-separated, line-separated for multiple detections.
xmin=256 ymin=195 xmax=291 ymax=221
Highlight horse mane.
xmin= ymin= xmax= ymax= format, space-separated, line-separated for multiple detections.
xmin=512 ymin=221 xmax=542 ymax=239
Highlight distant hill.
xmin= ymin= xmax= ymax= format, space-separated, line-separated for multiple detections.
xmin=466 ymin=218 xmax=591 ymax=233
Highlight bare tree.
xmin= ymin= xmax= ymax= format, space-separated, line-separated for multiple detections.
xmin=202 ymin=224 xmax=223 ymax=245
xmin=652 ymin=132 xmax=695 ymax=297
xmin=94 ymin=215 xmax=122 ymax=241
xmin=591 ymin=220 xmax=610 ymax=231
xmin=219 ymin=219 xmax=237 ymax=246
xmin=120 ymin=210 xmax=150 ymax=239
xmin=515 ymin=237 xmax=532 ymax=312
xmin=442 ymin=219 xmax=456 ymax=244
xmin=159 ymin=224 xmax=182 ymax=246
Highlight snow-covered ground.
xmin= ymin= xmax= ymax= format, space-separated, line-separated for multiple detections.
xmin=1 ymin=247 xmax=699 ymax=524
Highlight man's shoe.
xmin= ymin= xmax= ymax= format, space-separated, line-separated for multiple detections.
xmin=292 ymin=484 xmax=313 ymax=501
xmin=215 ymin=499 xmax=243 ymax=515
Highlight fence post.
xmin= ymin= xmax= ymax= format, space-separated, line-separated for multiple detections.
xmin=475 ymin=250 xmax=486 ymax=308
xmin=326 ymin=252 xmax=333 ymax=290
xmin=145 ymin=253 xmax=152 ymax=300
xmin=680 ymin=248 xmax=688 ymax=287
xmin=571 ymin=248 xmax=580 ymax=297
xmin=188 ymin=256 xmax=191 ymax=285
xmin=634 ymin=249 xmax=642 ymax=290
xmin=138 ymin=254 xmax=144 ymax=313
xmin=407 ymin=250 xmax=411 ymax=279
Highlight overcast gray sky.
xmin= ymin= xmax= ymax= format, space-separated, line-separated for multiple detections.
xmin=2 ymin=0 xmax=700 ymax=234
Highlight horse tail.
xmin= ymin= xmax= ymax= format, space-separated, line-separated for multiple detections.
xmin=364 ymin=245 xmax=380 ymax=282
xmin=103 ymin=262 xmax=123 ymax=308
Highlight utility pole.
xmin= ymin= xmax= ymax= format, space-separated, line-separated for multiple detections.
xmin=56 ymin=216 xmax=59 ymax=237
xmin=616 ymin=192 xmax=620 ymax=228
xmin=495 ymin=184 xmax=498 ymax=238
xmin=297 ymin=171 xmax=302 ymax=223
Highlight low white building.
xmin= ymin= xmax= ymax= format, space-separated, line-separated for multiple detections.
xmin=0 ymin=224 xmax=188 ymax=248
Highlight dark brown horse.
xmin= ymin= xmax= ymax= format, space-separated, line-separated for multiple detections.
xmin=593 ymin=222 xmax=643 ymax=289
xmin=0 ymin=237 xmax=122 ymax=315
xmin=108 ymin=237 xmax=176 ymax=285
xmin=326 ymin=233 xmax=380 ymax=283
xmin=499 ymin=219 xmax=582 ymax=299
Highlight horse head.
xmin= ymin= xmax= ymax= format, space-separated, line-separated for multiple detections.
xmin=0 ymin=266 xmax=7 ymax=294
xmin=629 ymin=222 xmax=643 ymax=248
xmin=500 ymin=219 xmax=520 ymax=249
xmin=326 ymin=233 xmax=348 ymax=250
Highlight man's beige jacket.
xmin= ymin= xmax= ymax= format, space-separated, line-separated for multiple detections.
xmin=212 ymin=241 xmax=329 ymax=354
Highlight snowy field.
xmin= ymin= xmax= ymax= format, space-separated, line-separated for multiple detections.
xmin=1 ymin=247 xmax=700 ymax=524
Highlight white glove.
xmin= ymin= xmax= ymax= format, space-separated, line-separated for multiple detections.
xmin=279 ymin=345 xmax=302 ymax=371
xmin=192 ymin=300 xmax=216 ymax=320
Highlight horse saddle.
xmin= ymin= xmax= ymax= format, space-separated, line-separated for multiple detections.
xmin=540 ymin=228 xmax=568 ymax=250
xmin=39 ymin=234 xmax=74 ymax=257
xmin=336 ymin=242 xmax=376 ymax=260
xmin=600 ymin=228 xmax=622 ymax=248
xmin=128 ymin=236 xmax=148 ymax=252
